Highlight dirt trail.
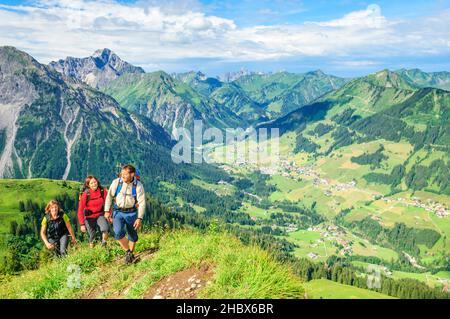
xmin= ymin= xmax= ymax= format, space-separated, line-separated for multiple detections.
xmin=144 ymin=264 xmax=215 ymax=299
xmin=82 ymin=248 xmax=157 ymax=299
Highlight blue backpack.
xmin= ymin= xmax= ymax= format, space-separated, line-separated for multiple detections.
xmin=113 ymin=169 xmax=141 ymax=209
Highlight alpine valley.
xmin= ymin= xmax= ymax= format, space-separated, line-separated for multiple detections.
xmin=0 ymin=46 xmax=449 ymax=299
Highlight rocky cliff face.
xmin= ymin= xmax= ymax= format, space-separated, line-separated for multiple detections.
xmin=0 ymin=47 xmax=39 ymax=178
xmin=48 ymin=48 xmax=145 ymax=89
xmin=218 ymin=68 xmax=257 ymax=83
xmin=0 ymin=46 xmax=173 ymax=181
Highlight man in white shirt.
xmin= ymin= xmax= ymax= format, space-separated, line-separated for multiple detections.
xmin=104 ymin=164 xmax=146 ymax=264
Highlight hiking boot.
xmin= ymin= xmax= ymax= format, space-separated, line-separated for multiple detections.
xmin=125 ymin=250 xmax=134 ymax=265
xmin=101 ymin=240 xmax=107 ymax=248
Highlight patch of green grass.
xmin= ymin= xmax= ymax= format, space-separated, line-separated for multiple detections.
xmin=126 ymin=230 xmax=304 ymax=299
xmin=0 ymin=230 xmax=304 ymax=299
xmin=390 ymin=271 xmax=448 ymax=288
xmin=0 ymin=179 xmax=80 ymax=212
xmin=0 ymin=179 xmax=80 ymax=236
xmin=435 ymin=271 xmax=450 ymax=280
xmin=352 ymin=242 xmax=399 ymax=262
xmin=351 ymin=262 xmax=450 ymax=288
xmin=0 ymin=233 xmax=160 ymax=298
xmin=268 ymin=175 xmax=308 ymax=194
xmin=191 ymin=204 xmax=207 ymax=213
xmin=304 ymin=279 xmax=396 ymax=299
xmin=191 ymin=178 xmax=235 ymax=196
xmin=288 ymin=230 xmax=322 ymax=242
xmin=159 ymin=181 xmax=176 ymax=190
xmin=285 ymin=230 xmax=330 ymax=262
xmin=0 ymin=211 xmax=25 ymax=234
xmin=239 ymin=202 xmax=271 ymax=219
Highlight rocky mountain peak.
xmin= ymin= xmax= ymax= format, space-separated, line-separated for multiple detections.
xmin=307 ymin=69 xmax=325 ymax=77
xmin=366 ymin=69 xmax=415 ymax=90
xmin=92 ymin=48 xmax=113 ymax=58
xmin=0 ymin=46 xmax=41 ymax=72
xmin=48 ymin=48 xmax=144 ymax=88
xmin=91 ymin=48 xmax=115 ymax=67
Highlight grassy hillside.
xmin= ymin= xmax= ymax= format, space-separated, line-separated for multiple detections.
xmin=351 ymin=261 xmax=450 ymax=288
xmin=0 ymin=179 xmax=80 ymax=233
xmin=209 ymin=69 xmax=450 ymax=271
xmin=102 ymin=71 xmax=243 ymax=133
xmin=304 ymin=279 xmax=396 ymax=299
xmin=0 ymin=230 xmax=305 ymax=299
xmin=210 ymin=83 xmax=269 ymax=122
xmin=395 ymin=69 xmax=450 ymax=91
xmin=233 ymin=71 xmax=347 ymax=117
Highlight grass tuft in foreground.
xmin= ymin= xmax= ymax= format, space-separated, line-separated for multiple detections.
xmin=0 ymin=229 xmax=304 ymax=299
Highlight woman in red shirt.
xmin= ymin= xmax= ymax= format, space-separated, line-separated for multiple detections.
xmin=78 ymin=176 xmax=110 ymax=248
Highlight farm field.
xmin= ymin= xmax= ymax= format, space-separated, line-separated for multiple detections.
xmin=207 ymin=126 xmax=449 ymax=281
xmin=351 ymin=261 xmax=450 ymax=289
xmin=304 ymin=279 xmax=396 ymax=299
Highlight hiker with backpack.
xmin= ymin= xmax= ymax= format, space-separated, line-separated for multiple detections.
xmin=78 ymin=175 xmax=110 ymax=248
xmin=40 ymin=200 xmax=77 ymax=257
xmin=104 ymin=164 xmax=146 ymax=264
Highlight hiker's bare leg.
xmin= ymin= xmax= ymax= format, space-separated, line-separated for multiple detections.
xmin=129 ymin=241 xmax=136 ymax=252
xmin=102 ymin=232 xmax=109 ymax=241
xmin=117 ymin=237 xmax=129 ymax=251
xmin=89 ymin=242 xmax=95 ymax=248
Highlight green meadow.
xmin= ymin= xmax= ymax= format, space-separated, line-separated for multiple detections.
xmin=304 ymin=279 xmax=396 ymax=299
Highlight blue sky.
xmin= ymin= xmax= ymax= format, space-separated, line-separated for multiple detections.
xmin=1 ymin=0 xmax=450 ymax=77
xmin=202 ymin=0 xmax=448 ymax=26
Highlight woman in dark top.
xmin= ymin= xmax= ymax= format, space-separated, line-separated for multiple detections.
xmin=40 ymin=200 xmax=76 ymax=257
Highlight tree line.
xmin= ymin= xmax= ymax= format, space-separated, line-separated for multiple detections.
xmin=335 ymin=211 xmax=441 ymax=258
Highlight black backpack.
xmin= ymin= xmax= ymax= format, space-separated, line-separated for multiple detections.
xmin=45 ymin=213 xmax=69 ymax=240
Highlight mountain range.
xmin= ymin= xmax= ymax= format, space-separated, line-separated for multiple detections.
xmin=175 ymin=69 xmax=349 ymax=119
xmin=1 ymin=45 xmax=449 ymax=188
xmin=50 ymin=50 xmax=352 ymax=131
xmin=260 ymin=69 xmax=450 ymax=193
xmin=101 ymin=71 xmax=244 ymax=135
xmin=1 ymin=46 xmax=449 ymax=297
xmin=0 ymin=46 xmax=175 ymax=182
xmin=395 ymin=68 xmax=450 ymax=91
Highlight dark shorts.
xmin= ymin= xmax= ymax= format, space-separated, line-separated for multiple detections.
xmin=48 ymin=234 xmax=69 ymax=257
xmin=85 ymin=215 xmax=109 ymax=243
xmin=112 ymin=210 xmax=138 ymax=242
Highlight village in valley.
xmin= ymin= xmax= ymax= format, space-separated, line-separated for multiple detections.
xmin=303 ymin=224 xmax=354 ymax=260
xmin=219 ymin=155 xmax=449 ymax=220
xmin=210 ymin=141 xmax=450 ymax=293
xmin=381 ymin=197 xmax=450 ymax=219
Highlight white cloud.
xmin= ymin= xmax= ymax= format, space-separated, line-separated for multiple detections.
xmin=332 ymin=60 xmax=380 ymax=68
xmin=315 ymin=4 xmax=386 ymax=29
xmin=0 ymin=1 xmax=449 ymax=69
